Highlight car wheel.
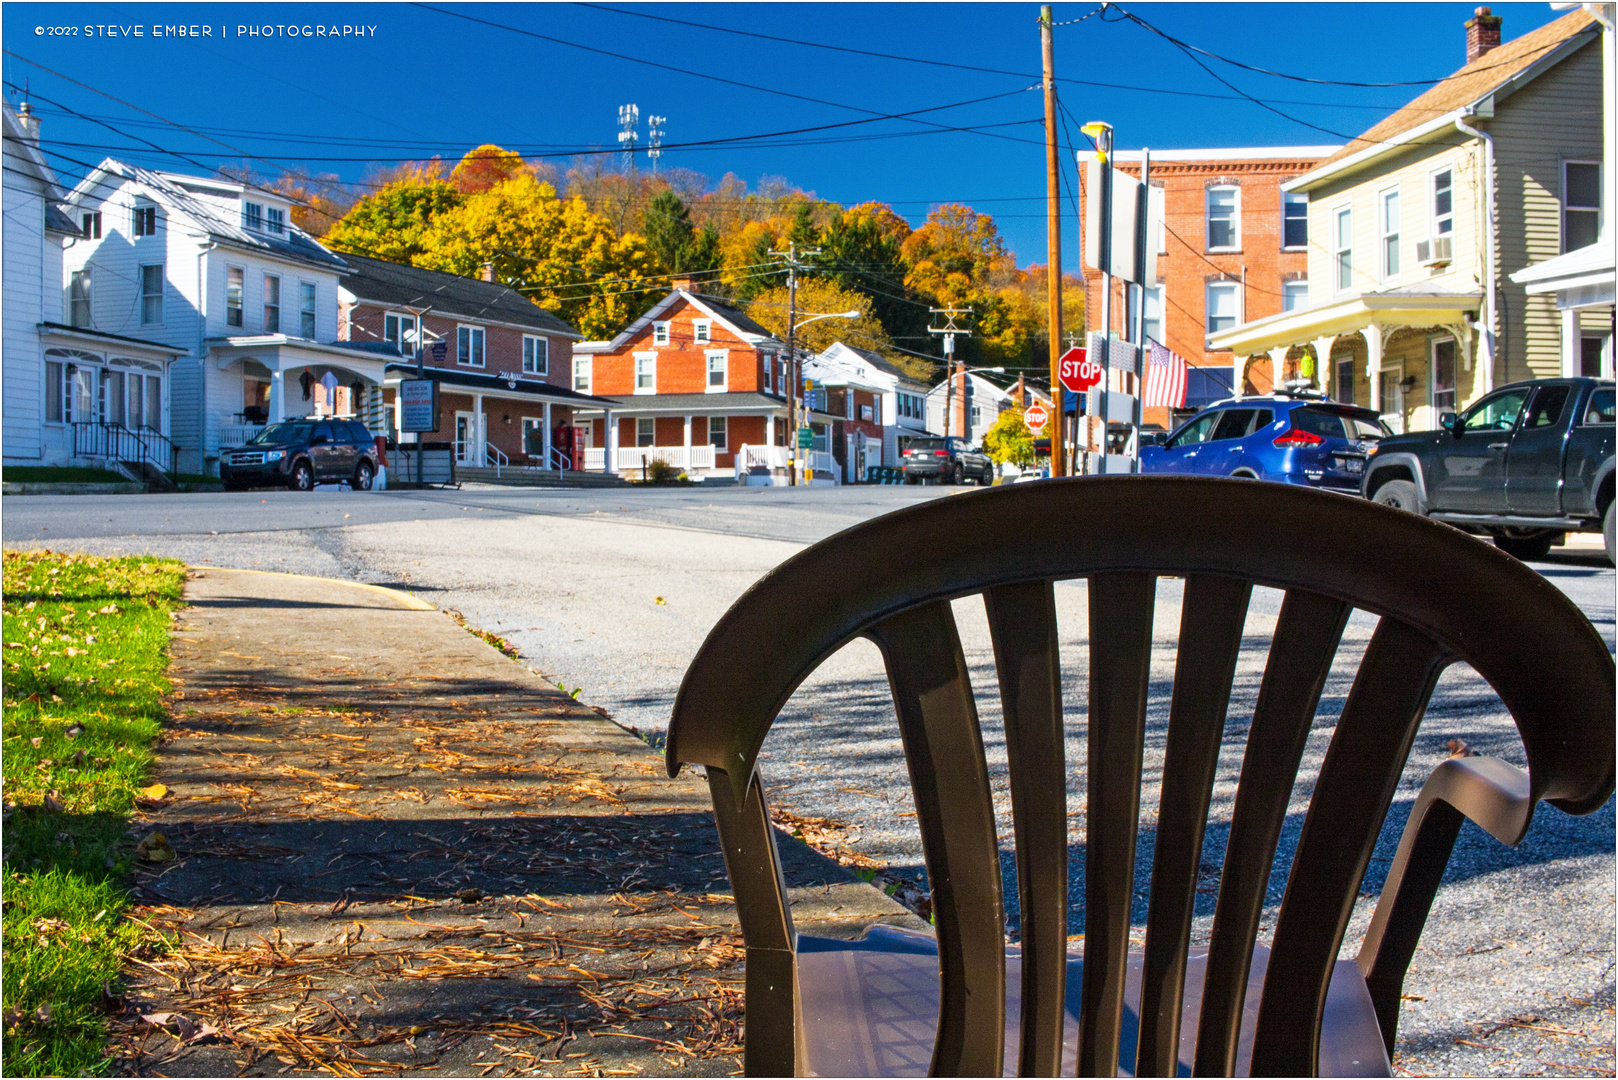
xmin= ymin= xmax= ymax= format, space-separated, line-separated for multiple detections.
xmin=352 ymin=459 xmax=375 ymax=491
xmin=951 ymin=463 xmax=964 ymax=485
xmin=1605 ymin=502 xmax=1615 ymax=568
xmin=1372 ymin=479 xmax=1420 ymax=513
xmin=289 ymin=460 xmax=314 ymax=492
xmin=982 ymin=465 xmax=995 ymax=485
xmin=1494 ymin=529 xmax=1557 ymax=561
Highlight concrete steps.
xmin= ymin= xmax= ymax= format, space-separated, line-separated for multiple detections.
xmin=454 ymin=466 xmax=630 ymax=488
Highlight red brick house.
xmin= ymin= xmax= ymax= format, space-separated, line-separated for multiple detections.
xmin=573 ymin=281 xmax=792 ymax=480
xmin=339 ymin=254 xmax=615 ymax=473
xmin=1078 ymin=146 xmax=1338 ymax=428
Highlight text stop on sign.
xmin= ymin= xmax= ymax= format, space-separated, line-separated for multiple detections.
xmin=1058 ymin=347 xmax=1103 ymax=393
xmin=1023 ymin=403 xmax=1048 ymax=432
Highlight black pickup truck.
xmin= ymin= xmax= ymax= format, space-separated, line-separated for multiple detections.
xmin=1363 ymin=377 xmax=1614 ymax=562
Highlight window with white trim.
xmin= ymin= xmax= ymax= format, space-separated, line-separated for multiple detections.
xmin=1282 ymin=281 xmax=1309 ymax=312
xmin=384 ymin=312 xmax=418 ymax=356
xmin=263 ymin=274 xmax=281 ymax=333
xmin=1205 ymin=281 xmax=1239 ymax=335
xmin=140 ymin=264 xmax=163 ymax=325
xmin=81 ymin=211 xmax=101 ymax=239
xmin=242 ymin=202 xmax=262 ymax=230
xmin=1206 ymin=186 xmax=1238 ymax=251
xmin=457 ymin=325 xmax=485 ymax=367
xmin=692 ymin=319 xmax=712 ymax=344
xmin=1431 ymin=169 xmax=1453 ymax=236
xmin=635 ymin=353 xmax=656 ymax=393
xmin=299 ymin=282 xmax=317 ymax=338
xmin=267 ymin=207 xmax=285 ymax=234
xmin=226 ymin=267 xmax=243 ymax=328
xmin=1282 ymin=192 xmax=1308 ymax=249
xmin=705 ymin=350 xmax=727 ymax=391
xmin=573 ymin=356 xmax=591 ymax=392
xmin=636 ymin=417 xmax=655 ymax=446
xmin=1380 ymin=188 xmax=1401 ymax=279
xmin=523 ymin=335 xmax=549 ymax=376
xmin=1432 ymin=337 xmax=1457 ymax=412
xmin=133 ymin=204 xmax=157 ymax=237
xmin=1334 ymin=206 xmax=1353 ymax=292
xmin=1126 ymin=284 xmax=1163 ymax=344
xmin=708 ymin=415 xmax=728 ymax=449
xmin=1564 ymin=160 xmax=1601 ymax=253
xmin=68 ymin=269 xmax=91 ymax=328
xmin=652 ymin=321 xmax=670 ymax=346
xmin=762 ymin=352 xmax=773 ymax=390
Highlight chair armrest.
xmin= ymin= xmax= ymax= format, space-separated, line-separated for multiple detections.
xmin=1356 ymin=755 xmax=1534 ymax=1055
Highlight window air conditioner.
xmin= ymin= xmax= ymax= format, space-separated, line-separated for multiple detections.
xmin=1416 ymin=236 xmax=1453 ymax=267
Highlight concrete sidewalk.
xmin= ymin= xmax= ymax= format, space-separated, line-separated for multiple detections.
xmin=114 ymin=568 xmax=916 ymax=1077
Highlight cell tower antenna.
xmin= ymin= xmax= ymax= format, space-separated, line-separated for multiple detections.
xmin=647 ymin=115 xmax=666 ymax=174
xmin=617 ymin=103 xmax=639 ymax=171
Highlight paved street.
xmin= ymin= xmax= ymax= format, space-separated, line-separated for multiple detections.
xmin=5 ymin=484 xmax=1615 ymax=1073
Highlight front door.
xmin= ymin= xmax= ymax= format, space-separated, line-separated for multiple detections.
xmin=1426 ymin=385 xmax=1530 ymax=512
xmin=1379 ymin=366 xmax=1405 ymax=434
xmin=455 ymin=412 xmax=475 ymax=464
xmin=1506 ymin=383 xmax=1574 ymax=515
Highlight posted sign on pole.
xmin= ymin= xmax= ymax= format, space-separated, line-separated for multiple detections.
xmin=1024 ymin=403 xmax=1049 ymax=433
xmin=399 ymin=379 xmax=438 ymax=433
xmin=1057 ymin=348 xmax=1104 ymax=394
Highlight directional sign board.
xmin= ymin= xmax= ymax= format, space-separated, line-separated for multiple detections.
xmin=1023 ymin=403 xmax=1049 ymax=433
xmin=1058 ymin=348 xmax=1104 ymax=394
xmin=796 ymin=427 xmax=814 ymax=449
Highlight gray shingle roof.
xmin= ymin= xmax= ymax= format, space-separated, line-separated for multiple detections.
xmin=384 ymin=363 xmax=615 ymax=406
xmin=107 ymin=162 xmax=350 ymax=271
xmin=340 ymin=253 xmax=581 ymax=339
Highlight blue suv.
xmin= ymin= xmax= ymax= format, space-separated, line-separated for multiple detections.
xmin=1141 ymin=396 xmax=1391 ymax=491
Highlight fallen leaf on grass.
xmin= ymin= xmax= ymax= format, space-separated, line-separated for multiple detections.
xmin=42 ymin=791 xmax=65 ymax=813
xmin=65 ymin=723 xmax=84 ymax=739
xmin=30 ymin=736 xmax=42 ymax=748
xmin=138 ymin=783 xmax=169 ymax=802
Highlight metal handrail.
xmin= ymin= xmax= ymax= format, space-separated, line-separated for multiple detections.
xmin=485 ymin=442 xmax=508 ymax=476
xmin=548 ymin=446 xmax=573 ymax=472
xmin=72 ymin=421 xmax=177 ymax=476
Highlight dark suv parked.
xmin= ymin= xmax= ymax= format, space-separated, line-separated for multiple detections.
xmin=902 ymin=436 xmax=995 ymax=485
xmin=220 ymin=419 xmax=380 ymax=492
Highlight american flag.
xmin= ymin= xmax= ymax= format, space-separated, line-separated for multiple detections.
xmin=1142 ymin=338 xmax=1188 ymax=409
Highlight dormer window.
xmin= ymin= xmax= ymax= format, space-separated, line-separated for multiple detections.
xmin=242 ymin=202 xmax=263 ymax=230
xmin=693 ymin=319 xmax=712 ymax=344
xmin=133 ymin=205 xmax=157 ymax=237
xmin=267 ymin=207 xmax=285 ymax=234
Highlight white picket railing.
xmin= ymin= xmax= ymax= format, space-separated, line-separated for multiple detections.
xmin=616 ymin=445 xmax=717 ymax=472
xmin=220 ymin=424 xmax=265 ymax=447
xmin=584 ymin=447 xmax=605 ymax=471
xmin=740 ymin=444 xmax=790 ymax=470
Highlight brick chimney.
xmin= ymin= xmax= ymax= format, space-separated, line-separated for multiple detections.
xmin=669 ymin=274 xmax=696 ymax=293
xmin=480 ymin=262 xmax=496 ymax=282
xmin=1466 ymin=7 xmax=1502 ymax=65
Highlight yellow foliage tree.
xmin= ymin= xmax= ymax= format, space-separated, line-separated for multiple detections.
xmin=416 ymin=175 xmax=659 ymax=340
xmin=743 ymin=278 xmax=892 ymax=358
xmin=900 ymin=203 xmax=1017 ymax=307
xmin=449 ymin=144 xmax=529 ymax=194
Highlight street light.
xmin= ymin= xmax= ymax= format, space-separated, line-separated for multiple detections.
xmin=944 ymin=365 xmax=1005 ymax=440
xmin=786 ymin=309 xmax=862 ymax=486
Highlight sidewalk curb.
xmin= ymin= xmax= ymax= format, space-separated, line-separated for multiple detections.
xmin=189 ymin=566 xmax=438 ymax=610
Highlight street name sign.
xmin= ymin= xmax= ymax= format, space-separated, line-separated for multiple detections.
xmin=1024 ymin=403 xmax=1049 ymax=433
xmin=1058 ymin=348 xmax=1103 ymax=393
xmin=796 ymin=427 xmax=814 ymax=449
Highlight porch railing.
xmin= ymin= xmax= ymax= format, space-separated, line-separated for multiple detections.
xmin=584 ymin=447 xmax=606 ymax=471
xmin=72 ymin=421 xmax=176 ymax=475
xmin=221 ymin=424 xmax=266 ymax=447
xmin=615 ymin=445 xmax=717 ymax=472
xmin=741 ymin=445 xmax=790 ymax=471
xmin=548 ymin=446 xmax=573 ymax=472
xmin=486 ymin=443 xmax=509 ymax=476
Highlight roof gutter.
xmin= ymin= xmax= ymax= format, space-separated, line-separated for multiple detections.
xmin=1282 ymin=109 xmax=1467 ymax=194
xmin=1454 ymin=109 xmax=1498 ymax=393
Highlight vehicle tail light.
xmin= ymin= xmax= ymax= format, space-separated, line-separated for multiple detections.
xmin=934 ymin=450 xmax=947 ymax=457
xmin=1273 ymin=429 xmax=1324 ymax=447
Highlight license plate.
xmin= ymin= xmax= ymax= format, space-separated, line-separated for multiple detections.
xmin=1336 ymin=456 xmax=1364 ymax=474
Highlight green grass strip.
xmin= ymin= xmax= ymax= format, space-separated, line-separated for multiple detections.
xmin=1 ymin=467 xmax=131 ymax=484
xmin=2 ymin=551 xmax=185 ymax=1077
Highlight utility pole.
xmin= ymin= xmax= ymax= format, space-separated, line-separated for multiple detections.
xmin=1088 ymin=120 xmax=1115 ymax=475
xmin=1041 ymin=5 xmax=1066 ymax=476
xmin=930 ymin=307 xmax=973 ymax=439
xmin=770 ymin=244 xmax=822 ymax=486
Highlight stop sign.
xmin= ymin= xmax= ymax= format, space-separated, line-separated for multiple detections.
xmin=1023 ymin=403 xmax=1049 ymax=433
xmin=1058 ymin=347 xmax=1103 ymax=393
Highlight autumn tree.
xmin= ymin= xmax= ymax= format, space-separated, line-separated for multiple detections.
xmin=743 ymin=278 xmax=891 ymax=358
xmin=449 ymin=144 xmax=528 ymax=194
xmin=982 ymin=406 xmax=1044 ymax=468
xmin=323 ymin=179 xmax=465 ymax=265
xmin=900 ymin=203 xmax=1016 ymax=307
xmin=416 ymin=174 xmax=658 ymax=339
xmin=267 ymin=168 xmax=355 ymax=238
xmin=819 ymin=203 xmax=927 ymax=351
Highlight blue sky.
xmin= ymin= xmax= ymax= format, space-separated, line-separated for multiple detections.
xmin=3 ymin=3 xmax=1563 ymax=267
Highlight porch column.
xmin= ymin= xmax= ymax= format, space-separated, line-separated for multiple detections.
xmin=1267 ymin=346 xmax=1289 ymax=393
xmin=542 ymin=401 xmax=553 ymax=467
xmin=604 ymin=409 xmax=617 ymax=475
xmin=269 ymin=370 xmax=285 ymax=423
xmin=683 ymin=414 xmax=692 ymax=469
xmin=472 ymin=393 xmax=484 ymax=465
xmin=1561 ymin=306 xmax=1580 ymax=378
xmin=766 ymin=414 xmax=776 ymax=446
xmin=1312 ymin=336 xmax=1337 ymax=399
xmin=1364 ymin=327 xmax=1384 ymax=413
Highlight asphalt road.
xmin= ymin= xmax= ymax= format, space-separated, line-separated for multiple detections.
xmin=5 ymin=481 xmax=1614 ymax=1073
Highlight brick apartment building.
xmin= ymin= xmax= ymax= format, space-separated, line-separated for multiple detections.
xmin=339 ymin=254 xmax=607 ymax=471
xmin=1078 ymin=146 xmax=1338 ymax=427
xmin=573 ymin=278 xmax=792 ymax=480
